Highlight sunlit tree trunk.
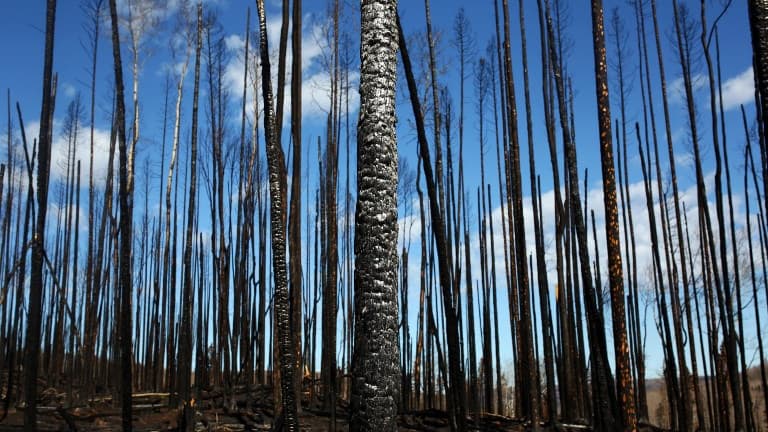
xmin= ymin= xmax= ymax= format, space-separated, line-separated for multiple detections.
xmin=589 ymin=1 xmax=635 ymax=430
xmin=350 ymin=1 xmax=400 ymax=430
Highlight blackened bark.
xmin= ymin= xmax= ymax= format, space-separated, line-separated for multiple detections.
xmin=23 ymin=1 xmax=57 ymax=418
xmin=255 ymin=0 xmax=298 ymax=429
xmin=744 ymin=110 xmax=768 ymax=428
xmin=275 ymin=0 xmax=289 ymax=144
xmin=700 ymin=2 xmax=745 ymax=429
xmin=500 ymin=1 xmax=537 ymax=424
xmin=519 ymin=0 xmax=556 ymax=421
xmin=748 ymin=0 xmax=768 ymax=220
xmin=351 ymin=1 xmax=400 ymax=430
xmin=398 ymin=13 xmax=467 ymax=432
xmin=289 ymin=0 xmax=303 ymax=413
xmin=544 ymin=0 xmax=616 ymax=427
xmin=589 ymin=1 xmax=636 ymax=430
xmin=107 ymin=0 xmax=133 ymax=429
xmin=177 ymin=4 xmax=202 ymax=431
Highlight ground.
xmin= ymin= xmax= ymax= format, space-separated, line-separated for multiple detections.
xmin=0 ymin=384 xmax=670 ymax=431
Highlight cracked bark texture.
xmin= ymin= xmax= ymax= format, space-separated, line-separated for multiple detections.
xmin=351 ymin=0 xmax=400 ymax=430
xmin=255 ymin=0 xmax=298 ymax=429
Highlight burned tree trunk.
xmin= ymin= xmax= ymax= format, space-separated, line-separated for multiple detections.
xmin=589 ymin=0 xmax=636 ymax=429
xmin=289 ymin=0 xmax=303 ymax=412
xmin=107 ymin=0 xmax=136 ymax=428
xmin=399 ymin=12 xmax=467 ymax=432
xmin=749 ymin=0 xmax=768 ymax=212
xmin=177 ymin=4 xmax=202 ymax=431
xmin=350 ymin=1 xmax=400 ymax=430
xmin=24 ymin=3 xmax=57 ymax=428
xmin=255 ymin=0 xmax=299 ymax=428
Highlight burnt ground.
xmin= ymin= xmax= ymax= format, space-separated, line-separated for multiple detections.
xmin=0 ymin=385 xmax=667 ymax=431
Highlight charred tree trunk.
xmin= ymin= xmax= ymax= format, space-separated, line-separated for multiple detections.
xmin=288 ymin=0 xmax=303 ymax=412
xmin=350 ymin=1 xmax=400 ymax=430
xmin=589 ymin=1 xmax=636 ymax=429
xmin=749 ymin=0 xmax=768 ymax=204
xmin=177 ymin=5 xmax=202 ymax=431
xmin=255 ymin=0 xmax=299 ymax=429
xmin=108 ymin=0 xmax=135 ymax=427
xmin=24 ymin=1 xmax=56 ymax=429
xmin=399 ymin=12 xmax=467 ymax=432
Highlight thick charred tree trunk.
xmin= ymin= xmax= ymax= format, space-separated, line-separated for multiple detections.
xmin=255 ymin=0 xmax=299 ymax=429
xmin=350 ymin=1 xmax=400 ymax=430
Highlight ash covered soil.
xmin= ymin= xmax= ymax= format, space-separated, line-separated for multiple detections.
xmin=0 ymin=385 xmax=666 ymax=431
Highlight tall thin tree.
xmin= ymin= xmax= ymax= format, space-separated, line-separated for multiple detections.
xmin=589 ymin=0 xmax=636 ymax=430
xmin=255 ymin=0 xmax=299 ymax=429
xmin=23 ymin=3 xmax=57 ymax=429
xmin=176 ymin=4 xmax=202 ymax=431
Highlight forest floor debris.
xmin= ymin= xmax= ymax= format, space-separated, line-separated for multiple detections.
xmin=0 ymin=384 xmax=668 ymax=431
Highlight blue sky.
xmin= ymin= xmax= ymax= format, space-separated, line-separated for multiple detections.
xmin=0 ymin=0 xmax=763 ymax=385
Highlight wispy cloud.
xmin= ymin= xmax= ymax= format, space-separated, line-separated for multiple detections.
xmin=397 ymin=171 xmax=748 ymax=314
xmin=720 ymin=66 xmax=754 ymax=111
xmin=668 ymin=67 xmax=755 ymax=112
xmin=669 ymin=73 xmax=707 ymax=105
xmin=222 ymin=14 xmax=359 ymax=124
xmin=24 ymin=119 xmax=115 ymax=188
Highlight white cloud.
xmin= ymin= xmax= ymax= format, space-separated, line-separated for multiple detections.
xmin=301 ymin=69 xmax=360 ymax=119
xmin=25 ymin=120 xmax=116 ymax=189
xmin=720 ymin=66 xmax=754 ymax=111
xmin=394 ymin=165 xmax=757 ymax=379
xmin=669 ymin=74 xmax=707 ymax=106
xmin=668 ymin=67 xmax=755 ymax=112
xmin=398 ymin=169 xmax=747 ymax=313
xmin=222 ymin=14 xmax=359 ymax=125
xmin=674 ymin=150 xmax=694 ymax=169
xmin=224 ymin=33 xmax=245 ymax=52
